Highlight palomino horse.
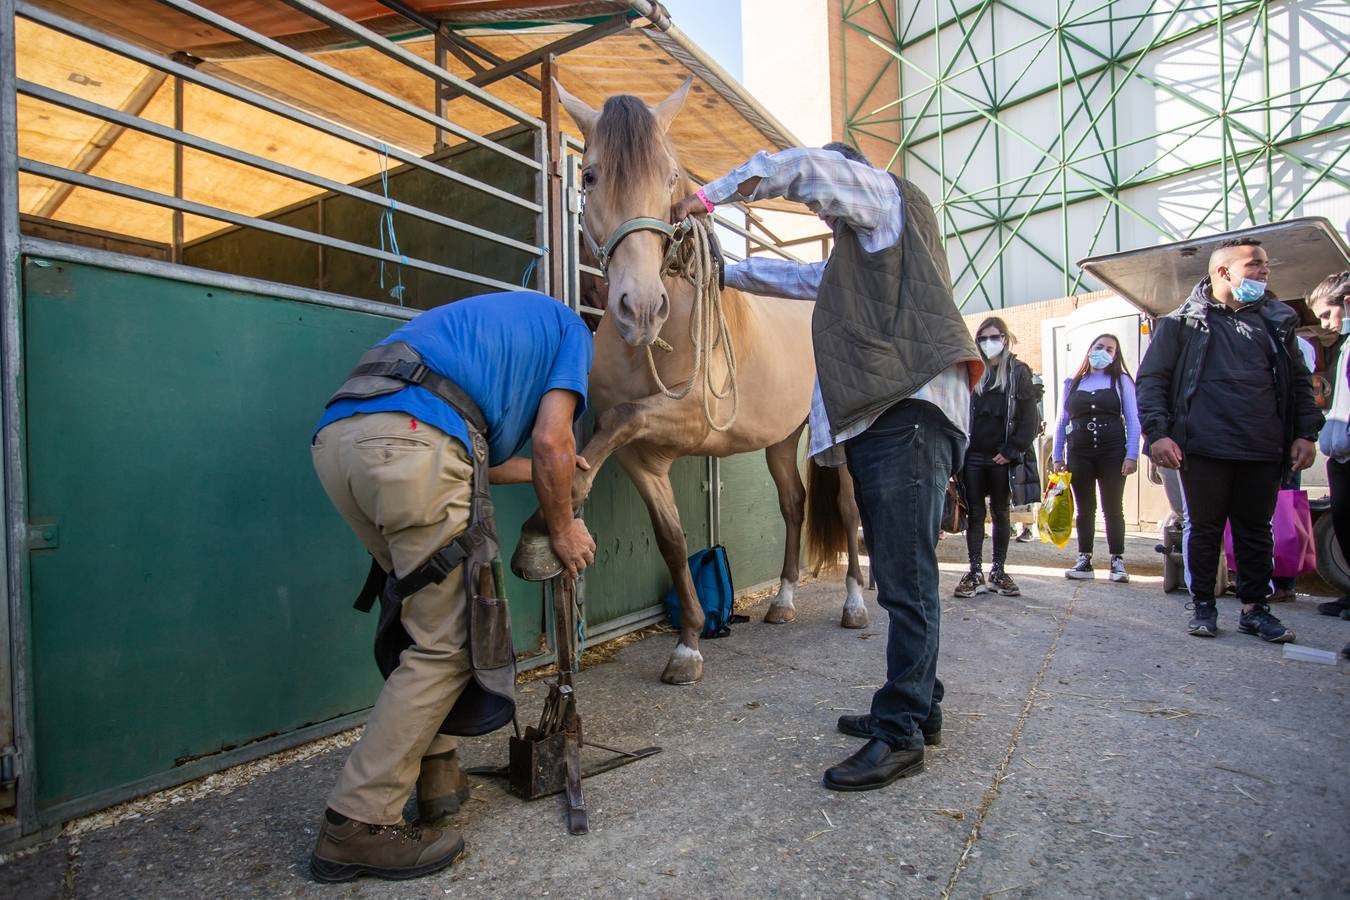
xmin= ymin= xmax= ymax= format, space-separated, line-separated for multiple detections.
xmin=533 ymin=79 xmax=866 ymax=685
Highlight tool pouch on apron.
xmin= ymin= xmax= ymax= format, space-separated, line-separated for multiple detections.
xmin=371 ymin=428 xmax=517 ymax=736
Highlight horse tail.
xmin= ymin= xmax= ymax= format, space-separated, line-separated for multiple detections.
xmin=805 ymin=461 xmax=848 ymax=575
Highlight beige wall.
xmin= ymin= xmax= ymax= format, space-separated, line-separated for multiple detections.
xmin=963 ymin=290 xmax=1115 ymax=376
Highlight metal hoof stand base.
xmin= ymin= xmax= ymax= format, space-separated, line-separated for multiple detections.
xmin=475 ymin=572 xmax=660 ymax=835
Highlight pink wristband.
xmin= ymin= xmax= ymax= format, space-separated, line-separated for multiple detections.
xmin=695 ymin=187 xmax=715 ymax=213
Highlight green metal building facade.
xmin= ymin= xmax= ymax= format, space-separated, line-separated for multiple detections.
xmin=834 ymin=0 xmax=1348 ymax=310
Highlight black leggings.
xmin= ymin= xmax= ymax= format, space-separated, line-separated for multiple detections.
xmin=1067 ymin=447 xmax=1126 ymax=556
xmin=963 ymin=460 xmax=1011 ymax=567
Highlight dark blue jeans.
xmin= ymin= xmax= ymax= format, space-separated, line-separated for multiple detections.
xmin=845 ymin=400 xmax=967 ymax=751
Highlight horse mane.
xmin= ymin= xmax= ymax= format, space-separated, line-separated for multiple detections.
xmin=594 ymin=95 xmax=670 ymax=189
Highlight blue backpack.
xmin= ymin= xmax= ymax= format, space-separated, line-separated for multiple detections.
xmin=663 ymin=545 xmax=745 ymax=639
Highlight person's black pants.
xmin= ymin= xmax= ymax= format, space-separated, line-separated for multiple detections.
xmin=1327 ymin=458 xmax=1350 ymax=582
xmin=963 ymin=459 xmax=1011 ymax=567
xmin=1067 ymin=447 xmax=1127 ymax=556
xmin=1180 ymin=454 xmax=1283 ymax=603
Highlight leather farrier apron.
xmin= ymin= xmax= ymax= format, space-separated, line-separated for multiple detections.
xmin=334 ymin=342 xmax=516 ymax=736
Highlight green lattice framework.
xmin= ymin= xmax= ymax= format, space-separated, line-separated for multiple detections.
xmin=838 ymin=0 xmax=1349 ymax=310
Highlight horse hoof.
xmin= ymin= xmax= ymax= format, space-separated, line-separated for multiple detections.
xmin=840 ymin=606 xmax=870 ymax=629
xmin=764 ymin=603 xmax=797 ymax=625
xmin=510 ymin=532 xmax=563 ymax=583
xmin=660 ymin=645 xmax=703 ymax=684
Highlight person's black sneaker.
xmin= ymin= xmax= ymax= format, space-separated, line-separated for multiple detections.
xmin=1187 ymin=600 xmax=1218 ymax=637
xmin=1065 ymin=554 xmax=1094 ymax=580
xmin=987 ymin=566 xmax=1021 ymax=596
xmin=1109 ymin=555 xmax=1129 ymax=583
xmin=1237 ymin=603 xmax=1295 ymax=643
xmin=954 ymin=569 xmax=985 ymax=598
xmin=837 ymin=714 xmax=941 ymax=746
xmin=1015 ymin=524 xmax=1034 ymax=543
xmin=1317 ymin=597 xmax=1350 ymax=617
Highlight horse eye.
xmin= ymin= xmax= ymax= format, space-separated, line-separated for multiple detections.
xmin=582 ymin=170 xmax=596 ymax=188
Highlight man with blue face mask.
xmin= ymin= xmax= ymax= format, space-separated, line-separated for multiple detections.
xmin=1138 ymin=238 xmax=1322 ymax=644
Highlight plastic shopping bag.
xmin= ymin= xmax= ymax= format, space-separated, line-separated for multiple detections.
xmin=1222 ymin=489 xmax=1316 ymax=578
xmin=1038 ymin=471 xmax=1074 ymax=549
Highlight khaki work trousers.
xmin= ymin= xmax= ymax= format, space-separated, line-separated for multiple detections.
xmin=312 ymin=412 xmax=474 ymax=825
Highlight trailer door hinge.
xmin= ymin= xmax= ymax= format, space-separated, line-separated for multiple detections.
xmin=0 ymin=747 xmax=17 ymax=789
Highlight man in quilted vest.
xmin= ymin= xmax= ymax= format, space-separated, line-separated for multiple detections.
xmin=676 ymin=143 xmax=980 ymax=791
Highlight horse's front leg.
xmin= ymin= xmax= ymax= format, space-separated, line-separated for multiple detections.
xmin=616 ymin=447 xmax=704 ymax=684
xmin=571 ymin=394 xmax=709 ymax=511
xmin=837 ymin=465 xmax=869 ymax=629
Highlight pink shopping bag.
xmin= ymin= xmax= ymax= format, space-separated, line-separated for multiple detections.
xmin=1222 ymin=489 xmax=1317 ymax=578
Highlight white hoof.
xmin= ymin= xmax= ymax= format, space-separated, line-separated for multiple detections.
xmin=765 ymin=578 xmax=798 ymax=624
xmin=841 ymin=575 xmax=869 ymax=628
xmin=661 ymin=643 xmax=704 ymax=684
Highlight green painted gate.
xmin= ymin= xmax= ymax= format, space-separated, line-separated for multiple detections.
xmin=19 ymin=249 xmax=788 ymax=823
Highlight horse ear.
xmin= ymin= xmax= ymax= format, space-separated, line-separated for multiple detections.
xmin=651 ymin=77 xmax=693 ymax=133
xmin=554 ymin=78 xmax=598 ymax=138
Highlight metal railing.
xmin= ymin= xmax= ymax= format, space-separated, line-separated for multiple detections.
xmin=13 ymin=0 xmax=551 ymax=301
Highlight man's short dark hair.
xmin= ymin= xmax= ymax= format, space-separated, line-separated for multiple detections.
xmin=1219 ymin=238 xmax=1262 ymax=249
xmin=822 ymin=141 xmax=873 ymax=168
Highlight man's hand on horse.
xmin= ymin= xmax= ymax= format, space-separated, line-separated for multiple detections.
xmin=671 ymin=193 xmax=707 ymax=223
xmin=551 ymin=517 xmax=596 ymax=579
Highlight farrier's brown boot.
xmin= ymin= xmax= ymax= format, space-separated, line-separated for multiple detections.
xmin=310 ymin=809 xmax=463 ymax=883
xmin=416 ymin=749 xmax=472 ymax=825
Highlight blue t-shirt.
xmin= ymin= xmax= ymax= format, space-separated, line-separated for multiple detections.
xmin=316 ymin=292 xmax=593 ymax=465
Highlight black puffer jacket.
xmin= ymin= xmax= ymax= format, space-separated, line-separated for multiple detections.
xmin=1136 ymin=278 xmax=1322 ymax=457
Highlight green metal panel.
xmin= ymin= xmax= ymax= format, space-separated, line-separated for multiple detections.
xmin=16 ymin=256 xmax=547 ymax=813
xmin=579 ymin=455 xmax=710 ymax=627
xmin=18 ymin=253 xmax=725 ymax=814
xmin=718 ymin=451 xmax=790 ymax=591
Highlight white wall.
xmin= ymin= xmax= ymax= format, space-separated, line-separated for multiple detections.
xmin=738 ymin=0 xmax=835 ymax=261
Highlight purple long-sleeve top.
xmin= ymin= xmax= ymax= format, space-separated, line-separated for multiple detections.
xmin=1053 ymin=372 xmax=1141 ymax=463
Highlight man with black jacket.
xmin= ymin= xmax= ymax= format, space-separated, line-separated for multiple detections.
xmin=1137 ymin=238 xmax=1322 ymax=642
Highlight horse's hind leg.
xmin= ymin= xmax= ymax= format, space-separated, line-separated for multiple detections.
xmin=837 ymin=465 xmax=869 ymax=629
xmin=616 ymin=447 xmax=705 ymax=685
xmin=763 ymin=425 xmax=806 ymax=624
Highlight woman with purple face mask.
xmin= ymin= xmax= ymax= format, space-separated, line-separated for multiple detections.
xmin=1053 ymin=334 xmax=1141 ymax=582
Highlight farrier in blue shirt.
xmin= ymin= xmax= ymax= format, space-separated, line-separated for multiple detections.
xmin=316 ymin=291 xmax=593 ymax=465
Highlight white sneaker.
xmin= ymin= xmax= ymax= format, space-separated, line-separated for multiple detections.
xmin=1109 ymin=555 xmax=1129 ymax=583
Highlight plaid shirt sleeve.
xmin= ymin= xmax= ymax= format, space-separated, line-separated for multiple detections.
xmin=701 ymin=148 xmax=904 ymax=253
xmin=724 ymin=257 xmax=825 ymax=301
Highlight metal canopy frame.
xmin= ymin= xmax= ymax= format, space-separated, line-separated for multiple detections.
xmin=837 ymin=0 xmax=1350 ymax=311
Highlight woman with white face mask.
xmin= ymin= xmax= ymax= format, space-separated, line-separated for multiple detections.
xmin=1052 ymin=334 xmax=1141 ymax=582
xmin=955 ymin=317 xmax=1040 ymax=599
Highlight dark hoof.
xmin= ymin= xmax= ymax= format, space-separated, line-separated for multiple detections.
xmin=511 ymin=532 xmax=563 ymax=582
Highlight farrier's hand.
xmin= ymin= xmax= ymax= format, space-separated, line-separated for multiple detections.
xmin=1150 ymin=437 xmax=1184 ymax=469
xmin=1121 ymin=458 xmax=1138 ymax=477
xmin=551 ymin=517 xmax=596 ymax=579
xmin=671 ymin=193 xmax=707 ymax=223
xmin=1290 ymin=438 xmax=1316 ymax=471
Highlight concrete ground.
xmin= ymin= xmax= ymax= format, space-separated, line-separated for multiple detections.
xmin=3 ymin=531 xmax=1347 ymax=899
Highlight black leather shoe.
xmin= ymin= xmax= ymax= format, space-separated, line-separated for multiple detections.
xmin=823 ymin=738 xmax=924 ymax=792
xmin=836 ymin=714 xmax=941 ymax=746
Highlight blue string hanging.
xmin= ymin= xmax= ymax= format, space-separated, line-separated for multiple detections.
xmin=377 ymin=144 xmax=406 ymax=305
